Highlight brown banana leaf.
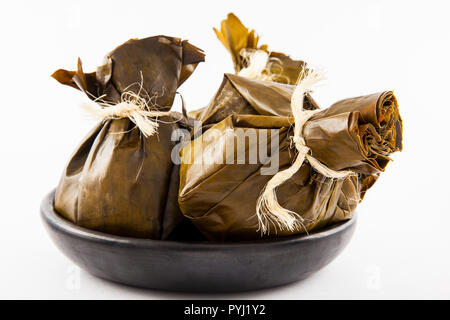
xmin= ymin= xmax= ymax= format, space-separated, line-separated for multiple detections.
xmin=178 ymin=115 xmax=360 ymax=241
xmin=213 ymin=13 xmax=263 ymax=74
xmin=55 ymin=114 xmax=190 ymax=239
xmin=304 ymin=91 xmax=402 ymax=197
xmin=53 ymin=36 xmax=205 ymax=239
xmin=52 ymin=35 xmax=205 ymax=109
xmin=194 ymin=73 xmax=319 ymax=126
xmin=187 ymin=106 xmax=207 ymax=120
xmin=188 ymin=13 xmax=307 ymax=123
xmin=178 ymin=91 xmax=402 ymax=241
xmin=214 ymin=13 xmax=307 ymax=84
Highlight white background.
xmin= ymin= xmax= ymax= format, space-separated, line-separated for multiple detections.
xmin=1 ymin=0 xmax=449 ymax=299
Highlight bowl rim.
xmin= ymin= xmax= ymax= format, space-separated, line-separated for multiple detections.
xmin=41 ymin=189 xmax=357 ymax=250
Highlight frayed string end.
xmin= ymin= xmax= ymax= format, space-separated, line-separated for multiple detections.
xmin=255 ymin=68 xmax=355 ymax=235
xmin=82 ymin=91 xmax=171 ymax=138
xmin=238 ymin=49 xmax=285 ymax=82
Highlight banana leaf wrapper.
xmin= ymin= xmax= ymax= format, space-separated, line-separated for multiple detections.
xmin=214 ymin=13 xmax=307 ymax=84
xmin=179 ymin=115 xmax=359 ymax=241
xmin=192 ymin=73 xmax=319 ymax=125
xmin=53 ymin=36 xmax=205 ymax=239
xmin=52 ymin=35 xmax=205 ymax=108
xmin=305 ymin=91 xmax=402 ymax=197
xmin=55 ymin=114 xmax=190 ymax=239
xmin=188 ymin=12 xmax=309 ymax=121
xmin=178 ymin=91 xmax=402 ymax=241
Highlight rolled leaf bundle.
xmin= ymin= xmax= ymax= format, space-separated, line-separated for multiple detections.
xmin=214 ymin=13 xmax=307 ymax=84
xmin=305 ymin=91 xmax=402 ymax=173
xmin=53 ymin=36 xmax=205 ymax=239
xmin=178 ymin=73 xmax=402 ymax=241
xmin=303 ymin=91 xmax=402 ymax=198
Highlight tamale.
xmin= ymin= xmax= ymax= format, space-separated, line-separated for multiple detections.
xmin=53 ymin=36 xmax=205 ymax=239
xmin=178 ymin=89 xmax=402 ymax=241
xmin=182 ymin=14 xmax=402 ymax=240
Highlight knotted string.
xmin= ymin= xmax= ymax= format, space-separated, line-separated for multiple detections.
xmin=238 ymin=49 xmax=283 ymax=82
xmin=82 ymin=91 xmax=172 ymax=138
xmin=255 ymin=69 xmax=355 ymax=235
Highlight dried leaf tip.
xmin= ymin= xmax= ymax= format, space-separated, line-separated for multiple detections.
xmin=214 ymin=13 xmax=308 ymax=85
xmin=214 ymin=13 xmax=266 ymax=73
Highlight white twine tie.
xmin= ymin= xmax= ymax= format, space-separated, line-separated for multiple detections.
xmin=82 ymin=91 xmax=171 ymax=138
xmin=255 ymin=69 xmax=355 ymax=235
xmin=238 ymin=49 xmax=270 ymax=80
xmin=237 ymin=49 xmax=284 ymax=82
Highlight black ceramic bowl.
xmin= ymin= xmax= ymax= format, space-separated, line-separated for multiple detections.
xmin=41 ymin=190 xmax=356 ymax=293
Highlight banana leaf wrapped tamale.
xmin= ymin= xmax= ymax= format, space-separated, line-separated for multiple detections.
xmin=52 ymin=35 xmax=205 ymax=239
xmin=178 ymin=71 xmax=402 ymax=241
xmin=181 ymin=14 xmax=402 ymax=241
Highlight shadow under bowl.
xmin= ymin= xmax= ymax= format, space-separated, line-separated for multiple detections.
xmin=41 ymin=190 xmax=356 ymax=293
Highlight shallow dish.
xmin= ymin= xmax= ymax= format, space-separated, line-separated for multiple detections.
xmin=41 ymin=190 xmax=356 ymax=293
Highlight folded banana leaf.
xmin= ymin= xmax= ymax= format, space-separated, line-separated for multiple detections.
xmin=178 ymin=91 xmax=402 ymax=241
xmin=304 ymin=91 xmax=402 ymax=198
xmin=193 ymin=73 xmax=319 ymax=126
xmin=188 ymin=13 xmax=307 ymax=121
xmin=52 ymin=35 xmax=205 ymax=108
xmin=214 ymin=13 xmax=307 ymax=84
xmin=53 ymin=36 xmax=205 ymax=239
